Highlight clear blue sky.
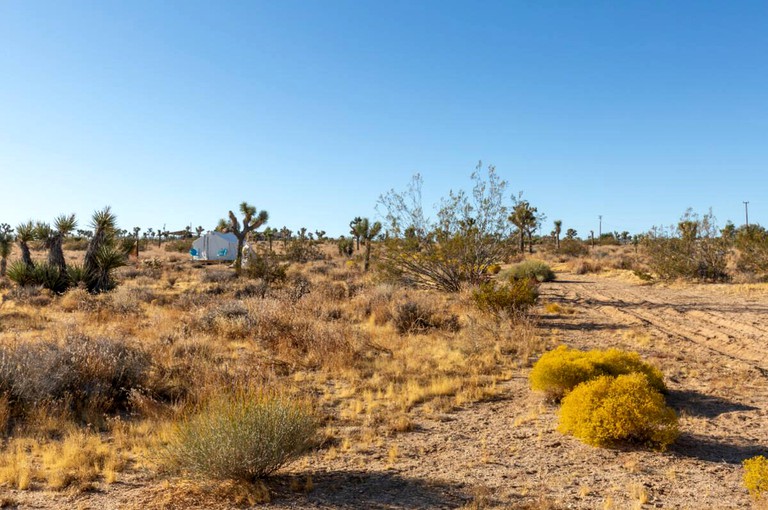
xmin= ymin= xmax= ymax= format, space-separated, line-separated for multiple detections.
xmin=1 ymin=1 xmax=766 ymax=237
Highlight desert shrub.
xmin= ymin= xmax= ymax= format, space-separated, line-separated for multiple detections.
xmin=558 ymin=374 xmax=679 ymax=449
xmin=0 ymin=336 xmax=150 ymax=422
xmin=529 ymin=346 xmax=665 ymax=400
xmin=201 ymin=269 xmax=236 ymax=283
xmin=735 ymin=226 xmax=768 ymax=278
xmin=377 ymin=167 xmax=514 ymax=292
xmin=506 ymin=260 xmax=555 ymax=282
xmin=234 ymin=281 xmax=270 ymax=299
xmin=487 ymin=263 xmax=502 ymax=275
xmin=643 ymin=209 xmax=730 ymax=282
xmin=569 ymin=259 xmax=603 ymax=275
xmin=560 ymin=239 xmax=589 ymax=257
xmin=472 ymin=278 xmax=539 ymax=316
xmin=744 ymin=455 xmax=768 ymax=500
xmin=164 ymin=238 xmax=194 ymax=253
xmin=63 ymin=237 xmax=90 ymax=250
xmin=392 ymin=300 xmax=459 ymax=334
xmin=196 ymin=301 xmax=254 ymax=338
xmin=4 ymin=285 xmax=51 ymax=307
xmin=244 ymin=251 xmax=288 ymax=284
xmin=165 ymin=390 xmax=317 ymax=481
xmin=284 ymin=239 xmax=324 ymax=263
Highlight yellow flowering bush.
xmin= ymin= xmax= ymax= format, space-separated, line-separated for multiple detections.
xmin=529 ymin=345 xmax=665 ymax=400
xmin=743 ymin=456 xmax=768 ymax=499
xmin=557 ymin=373 xmax=679 ymax=450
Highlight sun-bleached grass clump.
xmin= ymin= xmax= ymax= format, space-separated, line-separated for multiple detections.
xmin=557 ymin=373 xmax=679 ymax=450
xmin=529 ymin=345 xmax=665 ymax=401
xmin=165 ymin=390 xmax=318 ymax=481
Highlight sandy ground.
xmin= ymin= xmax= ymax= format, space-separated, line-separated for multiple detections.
xmin=6 ymin=271 xmax=768 ymax=509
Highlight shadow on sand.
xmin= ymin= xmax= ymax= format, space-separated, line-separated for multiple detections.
xmin=271 ymin=470 xmax=467 ymax=509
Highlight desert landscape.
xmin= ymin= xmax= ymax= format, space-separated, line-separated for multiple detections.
xmin=1 ymin=207 xmax=768 ymax=509
xmin=2 ymin=2 xmax=767 ymax=508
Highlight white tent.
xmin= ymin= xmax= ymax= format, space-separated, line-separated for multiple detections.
xmin=190 ymin=232 xmax=239 ymax=261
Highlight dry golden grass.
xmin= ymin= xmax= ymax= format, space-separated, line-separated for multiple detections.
xmin=0 ymin=243 xmax=542 ymax=494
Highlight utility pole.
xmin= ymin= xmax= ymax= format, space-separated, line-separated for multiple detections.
xmin=744 ymin=201 xmax=750 ymax=228
xmin=598 ymin=215 xmax=602 ymax=238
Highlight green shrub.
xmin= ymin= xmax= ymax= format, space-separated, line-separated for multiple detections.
xmin=165 ymin=391 xmax=318 ymax=481
xmin=529 ymin=345 xmax=665 ymax=400
xmin=558 ymin=373 xmax=679 ymax=449
xmin=743 ymin=455 xmax=768 ymax=499
xmin=560 ymin=239 xmax=589 ymax=257
xmin=472 ymin=278 xmax=539 ymax=315
xmin=506 ymin=260 xmax=555 ymax=282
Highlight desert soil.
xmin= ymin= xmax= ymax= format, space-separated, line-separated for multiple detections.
xmin=8 ymin=271 xmax=768 ymax=509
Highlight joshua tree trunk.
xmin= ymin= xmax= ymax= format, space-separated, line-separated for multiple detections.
xmin=234 ymin=233 xmax=245 ymax=274
xmin=0 ymin=257 xmax=7 ymax=277
xmin=528 ymin=231 xmax=534 ymax=254
xmin=518 ymin=231 xmax=525 ymax=253
xmin=48 ymin=234 xmax=67 ymax=273
xmin=19 ymin=241 xmax=33 ymax=268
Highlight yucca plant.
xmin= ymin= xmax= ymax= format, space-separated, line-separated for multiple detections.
xmin=88 ymin=245 xmax=127 ymax=293
xmin=6 ymin=260 xmax=37 ymax=286
xmin=15 ymin=221 xmax=35 ymax=268
xmin=32 ymin=262 xmax=69 ymax=294
xmin=0 ymin=223 xmax=13 ymax=277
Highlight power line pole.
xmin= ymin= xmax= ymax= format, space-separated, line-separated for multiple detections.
xmin=744 ymin=201 xmax=750 ymax=228
xmin=598 ymin=215 xmax=602 ymax=238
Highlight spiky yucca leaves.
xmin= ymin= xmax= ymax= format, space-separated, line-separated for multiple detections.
xmin=84 ymin=207 xmax=117 ymax=281
xmin=35 ymin=214 xmax=77 ymax=274
xmin=0 ymin=223 xmax=13 ymax=277
xmin=82 ymin=207 xmax=126 ymax=293
xmin=6 ymin=260 xmax=37 ymax=286
xmin=218 ymin=202 xmax=269 ymax=275
xmin=15 ymin=221 xmax=35 ymax=268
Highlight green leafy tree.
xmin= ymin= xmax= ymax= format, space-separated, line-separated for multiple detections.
xmin=217 ymin=202 xmax=269 ymax=275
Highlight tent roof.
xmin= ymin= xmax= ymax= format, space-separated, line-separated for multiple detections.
xmin=206 ymin=231 xmax=238 ymax=243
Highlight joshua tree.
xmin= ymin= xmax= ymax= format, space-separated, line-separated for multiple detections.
xmin=15 ymin=221 xmax=35 ymax=268
xmin=314 ymin=230 xmax=326 ymax=242
xmin=357 ymin=218 xmax=382 ymax=272
xmin=0 ymin=224 xmax=13 ymax=277
xmin=263 ymin=227 xmax=276 ymax=252
xmin=349 ymin=217 xmax=363 ymax=251
xmin=36 ymin=214 xmax=77 ymax=273
xmin=553 ymin=220 xmax=562 ymax=251
xmin=566 ymin=228 xmax=577 ymax=240
xmin=133 ymin=227 xmax=141 ymax=257
xmin=195 ymin=226 xmax=205 ymax=237
xmin=509 ymin=200 xmax=541 ymax=254
xmin=217 ymin=202 xmax=269 ymax=275
xmin=280 ymin=227 xmax=292 ymax=249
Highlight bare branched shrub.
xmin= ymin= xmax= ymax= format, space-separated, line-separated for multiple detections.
xmin=393 ymin=297 xmax=459 ymax=335
xmin=0 ymin=335 xmax=150 ymax=422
